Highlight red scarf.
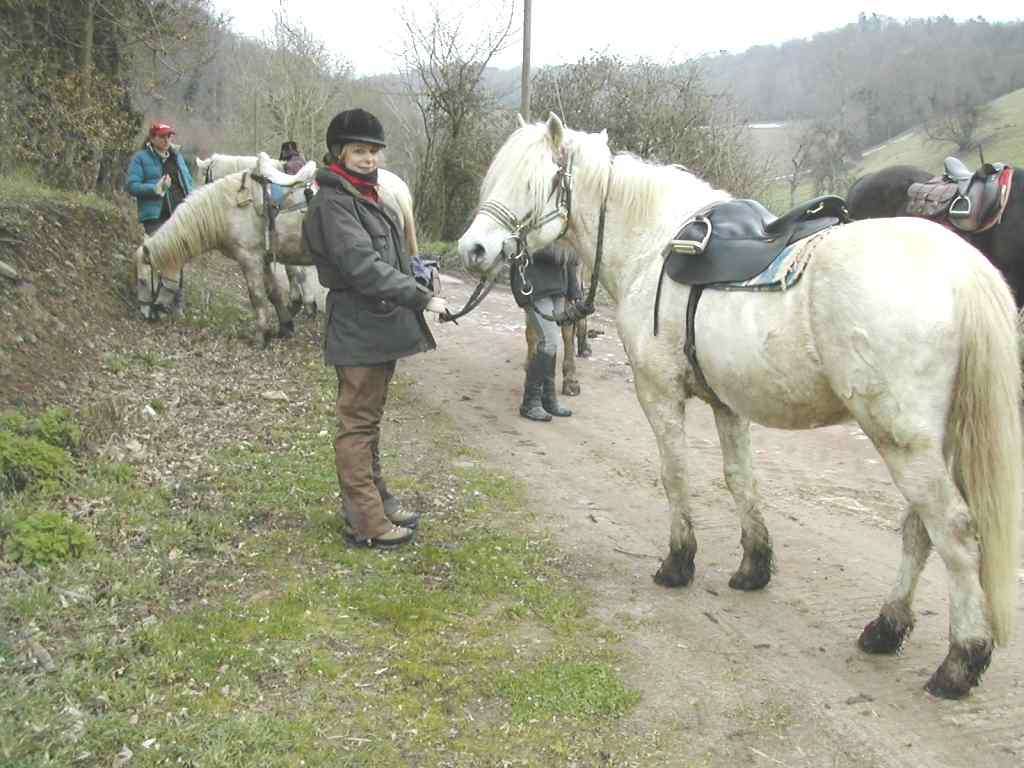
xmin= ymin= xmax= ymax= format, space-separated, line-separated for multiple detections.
xmin=328 ymin=162 xmax=379 ymax=203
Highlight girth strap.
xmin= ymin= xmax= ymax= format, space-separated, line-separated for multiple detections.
xmin=683 ymin=286 xmax=722 ymax=405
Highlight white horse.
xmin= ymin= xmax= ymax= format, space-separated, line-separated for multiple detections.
xmin=195 ymin=153 xmax=324 ymax=316
xmin=457 ymin=115 xmax=1023 ymax=699
xmin=137 ymin=153 xmax=419 ymax=345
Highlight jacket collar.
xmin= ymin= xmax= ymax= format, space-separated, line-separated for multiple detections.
xmin=315 ymin=167 xmax=382 ymax=208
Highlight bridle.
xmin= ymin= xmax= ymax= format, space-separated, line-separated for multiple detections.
xmin=444 ymin=147 xmax=608 ymax=325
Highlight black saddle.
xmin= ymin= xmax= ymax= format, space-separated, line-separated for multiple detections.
xmin=662 ymin=196 xmax=849 ymax=287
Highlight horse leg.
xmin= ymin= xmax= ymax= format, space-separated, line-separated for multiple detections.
xmin=634 ymin=375 xmax=698 ymax=587
xmin=561 ymin=322 xmax=580 ymax=396
xmin=862 ymin=440 xmax=990 ymax=698
xmin=235 ymin=256 xmax=276 ymax=347
xmin=858 ymin=509 xmax=931 ymax=654
xmin=266 ymin=263 xmax=295 ymax=339
xmin=576 ymin=316 xmax=592 ymax=357
xmin=285 ymin=265 xmax=304 ymax=317
xmin=524 ymin=315 xmax=539 ymax=371
xmin=711 ymin=405 xmax=772 ymax=590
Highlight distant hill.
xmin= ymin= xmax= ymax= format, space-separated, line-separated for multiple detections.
xmin=853 ymin=87 xmax=1024 ymax=174
xmin=759 ymin=87 xmax=1024 ymax=209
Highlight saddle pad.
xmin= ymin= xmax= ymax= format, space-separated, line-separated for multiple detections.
xmin=906 ymin=179 xmax=957 ymax=218
xmin=716 ymin=238 xmax=815 ymax=292
xmin=269 ymin=183 xmax=288 ymax=206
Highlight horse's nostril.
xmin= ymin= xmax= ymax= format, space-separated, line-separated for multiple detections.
xmin=470 ymin=243 xmax=485 ymax=263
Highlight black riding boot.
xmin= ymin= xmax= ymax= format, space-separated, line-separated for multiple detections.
xmin=541 ymin=351 xmax=572 ymax=417
xmin=520 ymin=352 xmax=552 ymax=421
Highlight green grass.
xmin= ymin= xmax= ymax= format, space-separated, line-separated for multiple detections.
xmin=0 ymin=357 xmax=645 ymax=767
xmin=0 ymin=171 xmax=119 ymax=212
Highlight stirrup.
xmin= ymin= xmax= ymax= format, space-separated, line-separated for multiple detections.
xmin=948 ymin=196 xmax=971 ymax=217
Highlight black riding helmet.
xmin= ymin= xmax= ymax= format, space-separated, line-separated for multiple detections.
xmin=325 ymin=109 xmax=386 ymax=155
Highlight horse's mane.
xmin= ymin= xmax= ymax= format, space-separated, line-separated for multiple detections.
xmin=145 ymin=172 xmax=246 ymax=274
xmin=483 ymin=122 xmax=728 ymax=233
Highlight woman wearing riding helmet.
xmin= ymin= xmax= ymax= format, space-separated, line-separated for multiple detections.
xmin=302 ymin=108 xmax=448 ymax=548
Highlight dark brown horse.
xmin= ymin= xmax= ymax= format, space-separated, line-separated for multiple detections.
xmin=847 ymin=162 xmax=1024 ymax=307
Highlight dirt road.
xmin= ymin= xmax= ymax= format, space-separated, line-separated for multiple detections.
xmin=405 ymin=274 xmax=1024 ymax=767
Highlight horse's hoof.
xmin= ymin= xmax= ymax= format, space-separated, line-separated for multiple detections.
xmin=653 ymin=548 xmax=695 ymax=587
xmin=261 ymin=331 xmax=273 ymax=348
xmin=562 ymin=380 xmax=581 ymax=396
xmin=279 ymin=320 xmax=295 ymax=339
xmin=728 ymin=569 xmax=770 ymax=591
xmin=728 ymin=547 xmax=772 ymax=591
xmin=924 ymin=640 xmax=992 ymax=699
xmin=857 ymin=613 xmax=910 ymax=655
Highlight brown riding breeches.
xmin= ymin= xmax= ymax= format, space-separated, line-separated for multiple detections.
xmin=334 ymin=362 xmax=396 ymax=539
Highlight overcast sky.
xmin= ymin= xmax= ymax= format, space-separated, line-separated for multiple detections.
xmin=209 ymin=0 xmax=1023 ymax=77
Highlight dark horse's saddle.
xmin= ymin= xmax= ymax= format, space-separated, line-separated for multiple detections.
xmin=907 ymin=157 xmax=1013 ymax=233
xmin=653 ymin=195 xmax=850 ymax=402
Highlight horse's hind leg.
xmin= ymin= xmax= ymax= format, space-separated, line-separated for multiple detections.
xmin=858 ymin=509 xmax=931 ymax=654
xmin=712 ymin=404 xmax=772 ymax=590
xmin=576 ymin=315 xmax=592 ymax=357
xmin=864 ymin=440 xmax=990 ymax=698
xmin=235 ymin=256 xmax=276 ymax=347
xmin=265 ymin=263 xmax=294 ymax=339
xmin=634 ymin=374 xmax=698 ymax=587
xmin=561 ymin=322 xmax=580 ymax=396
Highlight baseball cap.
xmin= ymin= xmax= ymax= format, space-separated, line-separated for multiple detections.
xmin=149 ymin=122 xmax=175 ymax=137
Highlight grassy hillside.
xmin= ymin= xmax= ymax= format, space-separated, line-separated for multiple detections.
xmin=853 ymin=87 xmax=1024 ymax=175
xmin=758 ymin=87 xmax=1024 ymax=209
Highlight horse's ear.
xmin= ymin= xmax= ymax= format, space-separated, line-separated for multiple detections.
xmin=599 ymin=129 xmax=608 ymax=145
xmin=546 ymin=113 xmax=565 ymax=150
xmin=516 ymin=113 xmax=527 ymax=128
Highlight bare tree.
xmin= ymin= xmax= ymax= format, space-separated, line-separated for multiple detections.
xmin=532 ymin=54 xmax=771 ymax=197
xmin=925 ymin=91 xmax=990 ymax=153
xmin=399 ymin=1 xmax=518 ymax=240
xmin=253 ymin=11 xmax=352 ymax=159
xmin=0 ymin=0 xmax=226 ymax=193
xmin=795 ymin=119 xmax=858 ymax=196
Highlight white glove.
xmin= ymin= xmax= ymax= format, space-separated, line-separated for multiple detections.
xmin=425 ymin=296 xmax=448 ymax=314
xmin=154 ymin=174 xmax=170 ymax=195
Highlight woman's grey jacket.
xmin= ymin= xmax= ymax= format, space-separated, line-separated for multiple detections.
xmin=302 ymin=168 xmax=435 ymax=366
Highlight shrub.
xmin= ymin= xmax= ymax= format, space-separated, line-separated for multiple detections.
xmin=6 ymin=510 xmax=94 ymax=566
xmin=0 ymin=431 xmax=76 ymax=493
xmin=0 ymin=410 xmax=30 ymax=435
xmin=34 ymin=407 xmax=82 ymax=453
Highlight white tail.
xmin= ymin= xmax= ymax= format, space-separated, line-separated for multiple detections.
xmin=948 ymin=262 xmax=1023 ymax=645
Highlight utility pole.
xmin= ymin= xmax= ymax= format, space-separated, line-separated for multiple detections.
xmin=520 ymin=0 xmax=532 ymax=121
